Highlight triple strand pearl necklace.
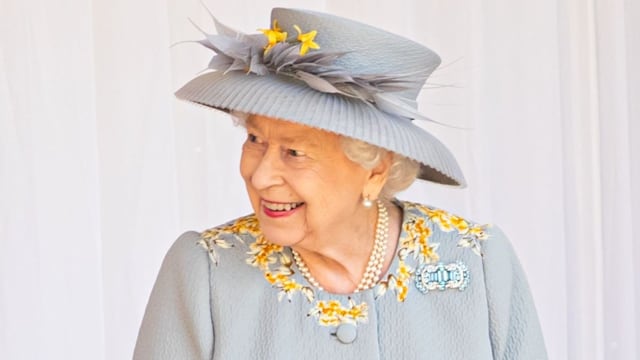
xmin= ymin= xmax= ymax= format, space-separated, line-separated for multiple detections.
xmin=291 ymin=200 xmax=389 ymax=293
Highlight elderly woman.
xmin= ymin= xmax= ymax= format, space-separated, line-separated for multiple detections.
xmin=134 ymin=8 xmax=547 ymax=360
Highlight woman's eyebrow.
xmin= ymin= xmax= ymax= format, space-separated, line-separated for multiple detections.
xmin=246 ymin=120 xmax=320 ymax=148
xmin=279 ymin=134 xmax=318 ymax=147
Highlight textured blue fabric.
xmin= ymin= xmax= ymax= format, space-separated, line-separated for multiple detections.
xmin=134 ymin=202 xmax=547 ymax=359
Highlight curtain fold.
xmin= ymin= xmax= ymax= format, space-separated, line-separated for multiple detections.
xmin=557 ymin=0 xmax=605 ymax=358
xmin=594 ymin=0 xmax=639 ymax=358
xmin=1 ymin=0 xmax=637 ymax=359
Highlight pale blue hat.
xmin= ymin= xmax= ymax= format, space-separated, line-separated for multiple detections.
xmin=176 ymin=8 xmax=466 ymax=186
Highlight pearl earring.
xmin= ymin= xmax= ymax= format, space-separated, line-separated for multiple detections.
xmin=362 ymin=195 xmax=373 ymax=208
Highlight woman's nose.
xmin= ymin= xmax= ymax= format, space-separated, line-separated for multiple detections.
xmin=250 ymin=148 xmax=284 ymax=190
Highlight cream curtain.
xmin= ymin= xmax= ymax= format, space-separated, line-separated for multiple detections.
xmin=1 ymin=0 xmax=638 ymax=359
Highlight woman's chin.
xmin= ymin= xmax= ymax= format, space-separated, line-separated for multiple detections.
xmin=260 ymin=229 xmax=303 ymax=247
xmin=256 ymin=218 xmax=304 ymax=246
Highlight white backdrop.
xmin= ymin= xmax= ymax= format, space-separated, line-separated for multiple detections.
xmin=1 ymin=0 xmax=638 ymax=359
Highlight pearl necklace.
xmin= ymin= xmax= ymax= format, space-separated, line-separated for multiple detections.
xmin=292 ymin=200 xmax=389 ymax=293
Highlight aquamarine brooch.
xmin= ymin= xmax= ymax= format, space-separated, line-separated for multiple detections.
xmin=415 ymin=262 xmax=470 ymax=294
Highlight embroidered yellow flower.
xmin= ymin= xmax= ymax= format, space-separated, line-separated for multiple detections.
xmin=426 ymin=208 xmax=454 ymax=231
xmin=293 ymin=25 xmax=319 ymax=55
xmin=393 ymin=260 xmax=413 ymax=302
xmin=247 ymin=238 xmax=316 ymax=302
xmin=450 ymin=215 xmax=470 ymax=233
xmin=401 ymin=217 xmax=439 ymax=264
xmin=419 ymin=241 xmax=440 ymax=263
xmin=264 ymin=257 xmax=315 ymax=302
xmin=246 ymin=239 xmax=283 ymax=270
xmin=468 ymin=224 xmax=489 ymax=240
xmin=264 ymin=259 xmax=292 ymax=283
xmin=308 ymin=299 xmax=368 ymax=326
xmin=275 ymin=278 xmax=305 ymax=302
xmin=401 ymin=218 xmax=425 ymax=249
xmin=260 ymin=20 xmax=288 ymax=53
xmin=376 ymin=260 xmax=414 ymax=302
xmin=346 ymin=301 xmax=368 ymax=322
xmin=264 ymin=271 xmax=288 ymax=285
xmin=225 ymin=215 xmax=261 ymax=236
xmin=310 ymin=300 xmax=343 ymax=326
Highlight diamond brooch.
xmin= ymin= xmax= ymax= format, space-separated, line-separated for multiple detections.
xmin=415 ymin=262 xmax=470 ymax=294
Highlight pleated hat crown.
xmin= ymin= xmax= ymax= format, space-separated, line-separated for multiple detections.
xmin=176 ymin=8 xmax=466 ymax=186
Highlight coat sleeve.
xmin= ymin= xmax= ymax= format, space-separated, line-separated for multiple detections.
xmin=482 ymin=226 xmax=548 ymax=360
xmin=133 ymin=231 xmax=214 ymax=360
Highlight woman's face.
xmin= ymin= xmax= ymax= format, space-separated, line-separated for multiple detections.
xmin=240 ymin=115 xmax=372 ymax=247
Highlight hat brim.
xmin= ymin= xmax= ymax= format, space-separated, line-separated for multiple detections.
xmin=175 ymin=71 xmax=466 ymax=187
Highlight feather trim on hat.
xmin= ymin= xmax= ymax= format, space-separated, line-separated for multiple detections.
xmin=190 ymin=14 xmax=439 ymax=123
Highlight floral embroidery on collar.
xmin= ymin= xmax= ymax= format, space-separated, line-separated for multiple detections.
xmin=375 ymin=202 xmax=490 ymax=302
xmin=199 ymin=215 xmax=316 ymax=302
xmin=199 ymin=214 xmax=260 ymax=264
xmin=404 ymin=202 xmax=490 ymax=256
xmin=197 ymin=201 xmax=491 ymax=329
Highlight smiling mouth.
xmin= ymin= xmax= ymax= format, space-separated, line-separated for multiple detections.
xmin=262 ymin=200 xmax=305 ymax=212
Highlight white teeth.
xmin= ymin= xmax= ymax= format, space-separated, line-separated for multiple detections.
xmin=264 ymin=201 xmax=302 ymax=211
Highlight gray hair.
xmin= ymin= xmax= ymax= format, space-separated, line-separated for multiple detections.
xmin=230 ymin=111 xmax=419 ymax=198
xmin=340 ymin=137 xmax=419 ymax=199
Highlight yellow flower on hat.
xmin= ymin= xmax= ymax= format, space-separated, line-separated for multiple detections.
xmin=260 ymin=20 xmax=287 ymax=53
xmin=294 ymin=25 xmax=320 ymax=55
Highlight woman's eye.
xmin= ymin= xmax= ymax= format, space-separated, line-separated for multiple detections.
xmin=286 ymin=148 xmax=306 ymax=157
xmin=247 ymin=133 xmax=259 ymax=143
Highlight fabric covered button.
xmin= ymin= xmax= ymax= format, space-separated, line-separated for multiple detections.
xmin=336 ymin=323 xmax=357 ymax=344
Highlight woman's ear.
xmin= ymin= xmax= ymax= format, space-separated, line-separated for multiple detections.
xmin=362 ymin=151 xmax=393 ymax=200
